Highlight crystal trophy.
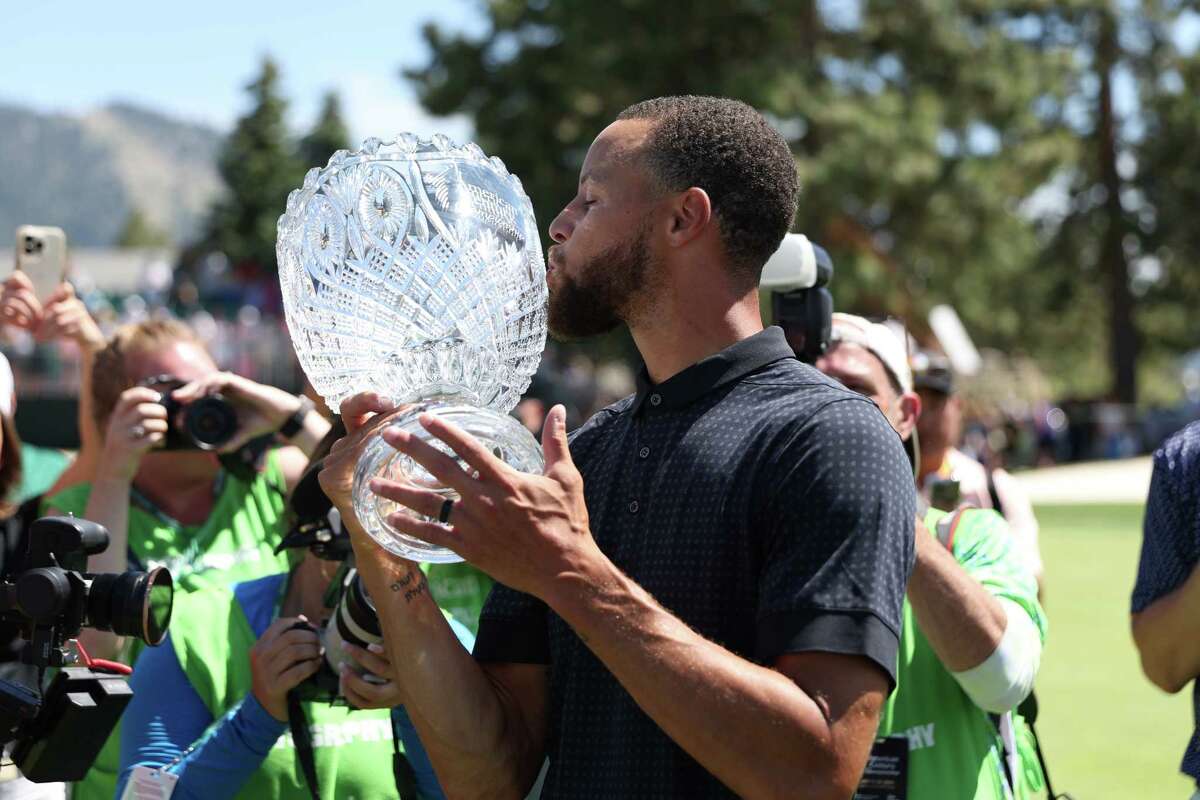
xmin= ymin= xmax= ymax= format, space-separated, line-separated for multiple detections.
xmin=276 ymin=134 xmax=548 ymax=562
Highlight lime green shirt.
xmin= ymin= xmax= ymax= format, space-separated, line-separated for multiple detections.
xmin=45 ymin=450 xmax=295 ymax=593
xmin=876 ymin=507 xmax=1048 ymax=800
xmin=47 ymin=450 xmax=297 ymax=800
xmin=164 ymin=574 xmax=400 ymax=799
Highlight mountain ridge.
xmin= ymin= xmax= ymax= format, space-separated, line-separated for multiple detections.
xmin=0 ymin=100 xmax=224 ymax=248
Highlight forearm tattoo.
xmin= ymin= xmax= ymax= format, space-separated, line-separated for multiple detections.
xmin=390 ymin=570 xmax=430 ymax=604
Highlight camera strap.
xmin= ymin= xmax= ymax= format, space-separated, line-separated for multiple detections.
xmin=286 ymin=689 xmax=322 ymax=800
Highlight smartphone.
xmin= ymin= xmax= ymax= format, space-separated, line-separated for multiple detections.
xmin=14 ymin=225 xmax=68 ymax=302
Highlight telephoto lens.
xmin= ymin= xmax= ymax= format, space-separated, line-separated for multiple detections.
xmin=322 ymin=569 xmax=383 ymax=676
xmin=85 ymin=567 xmax=174 ymax=645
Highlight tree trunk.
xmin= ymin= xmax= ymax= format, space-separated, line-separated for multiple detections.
xmin=1096 ymin=9 xmax=1138 ymax=404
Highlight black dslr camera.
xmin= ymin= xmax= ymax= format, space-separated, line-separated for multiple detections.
xmin=278 ymin=462 xmax=385 ymax=703
xmin=142 ymin=373 xmax=240 ymax=451
xmin=760 ymin=233 xmax=834 ymax=363
xmin=0 ymin=516 xmax=174 ymax=782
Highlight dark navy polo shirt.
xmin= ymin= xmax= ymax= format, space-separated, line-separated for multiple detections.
xmin=1133 ymin=419 xmax=1200 ymax=785
xmin=474 ymin=326 xmax=915 ymax=798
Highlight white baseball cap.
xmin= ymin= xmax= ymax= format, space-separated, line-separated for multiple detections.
xmin=829 ymin=313 xmax=912 ymax=395
xmin=0 ymin=352 xmax=14 ymax=417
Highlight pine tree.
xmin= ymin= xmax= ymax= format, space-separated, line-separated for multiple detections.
xmin=116 ymin=207 xmax=170 ymax=247
xmin=299 ymin=91 xmax=351 ymax=171
xmin=206 ymin=57 xmax=302 ymax=277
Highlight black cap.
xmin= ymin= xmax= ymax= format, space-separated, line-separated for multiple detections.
xmin=912 ymin=350 xmax=955 ymax=395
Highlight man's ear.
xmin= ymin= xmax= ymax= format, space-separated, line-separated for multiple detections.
xmin=666 ymin=187 xmax=713 ymax=248
xmin=894 ymin=391 xmax=922 ymax=442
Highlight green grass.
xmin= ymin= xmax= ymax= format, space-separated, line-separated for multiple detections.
xmin=1033 ymin=503 xmax=1195 ymax=799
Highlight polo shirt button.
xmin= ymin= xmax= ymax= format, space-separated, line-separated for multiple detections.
xmin=628 ymin=500 xmax=639 ymax=514
xmin=649 ymin=393 xmax=662 ymax=407
xmin=638 ymin=446 xmax=650 ymax=459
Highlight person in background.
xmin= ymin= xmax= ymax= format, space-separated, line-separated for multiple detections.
xmin=912 ymin=350 xmax=1045 ymax=594
xmin=0 ymin=271 xmax=105 ymax=498
xmin=815 ymin=314 xmax=1048 ymax=799
xmin=1132 ymin=420 xmax=1200 ymax=798
xmin=117 ymin=449 xmax=473 ymax=800
xmin=44 ymin=318 xmax=330 ymax=800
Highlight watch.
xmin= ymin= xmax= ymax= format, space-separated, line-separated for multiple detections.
xmin=278 ymin=396 xmax=315 ymax=439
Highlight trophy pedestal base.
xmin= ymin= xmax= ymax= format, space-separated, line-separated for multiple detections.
xmin=351 ymin=401 xmax=543 ymax=563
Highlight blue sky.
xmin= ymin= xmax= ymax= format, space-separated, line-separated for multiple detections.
xmin=2 ymin=0 xmax=483 ymax=142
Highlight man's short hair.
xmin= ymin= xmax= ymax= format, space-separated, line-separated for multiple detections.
xmin=617 ymin=96 xmax=798 ymax=287
xmin=92 ymin=319 xmax=207 ymax=429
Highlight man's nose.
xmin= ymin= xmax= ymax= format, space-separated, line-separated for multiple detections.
xmin=548 ymin=206 xmax=575 ymax=244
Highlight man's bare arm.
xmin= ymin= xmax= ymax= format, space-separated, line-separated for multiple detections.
xmin=1133 ymin=561 xmax=1200 ymax=693
xmin=321 ymin=396 xmax=548 ymax=798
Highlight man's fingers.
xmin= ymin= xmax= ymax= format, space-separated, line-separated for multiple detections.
xmin=418 ymin=413 xmax=509 ymax=484
xmin=384 ymin=511 xmax=461 ymax=552
xmin=259 ymin=615 xmax=310 ymax=644
xmin=340 ymin=392 xmax=396 ymax=433
xmin=540 ymin=404 xmax=572 ymax=472
xmin=381 ymin=426 xmax=477 ymax=494
xmin=367 ymin=478 xmax=449 ymax=520
xmin=277 ymin=657 xmax=323 ymax=691
xmin=268 ymin=641 xmax=322 ymax=674
xmin=341 ymin=642 xmax=392 ymax=678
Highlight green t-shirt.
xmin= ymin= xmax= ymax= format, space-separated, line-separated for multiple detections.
xmin=45 ymin=450 xmax=295 ymax=594
xmin=164 ymin=574 xmax=400 ymax=799
xmin=425 ymin=561 xmax=492 ymax=635
xmin=47 ymin=450 xmax=297 ymax=800
xmin=875 ymin=507 xmax=1048 ymax=800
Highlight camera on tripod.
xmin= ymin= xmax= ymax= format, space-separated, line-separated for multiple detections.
xmin=0 ymin=516 xmax=174 ymax=782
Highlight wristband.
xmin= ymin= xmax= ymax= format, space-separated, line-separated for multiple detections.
xmin=278 ymin=396 xmax=315 ymax=439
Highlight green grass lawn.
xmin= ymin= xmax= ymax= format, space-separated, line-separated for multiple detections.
xmin=1033 ymin=503 xmax=1194 ymax=799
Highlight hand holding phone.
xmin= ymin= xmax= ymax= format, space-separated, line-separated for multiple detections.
xmin=14 ymin=225 xmax=68 ymax=304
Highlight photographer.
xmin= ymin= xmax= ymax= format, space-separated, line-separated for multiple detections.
xmin=813 ymin=314 xmax=1047 ymax=799
xmin=116 ymin=515 xmax=472 ymax=799
xmin=43 ymin=318 xmax=329 ymax=800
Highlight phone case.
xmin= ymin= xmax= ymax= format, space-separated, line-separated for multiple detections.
xmin=14 ymin=225 xmax=68 ymax=302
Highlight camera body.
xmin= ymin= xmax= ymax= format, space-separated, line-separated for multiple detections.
xmin=280 ymin=465 xmax=386 ymax=703
xmin=290 ymin=566 xmax=386 ymax=703
xmin=760 ymin=233 xmax=835 ymax=363
xmin=150 ymin=375 xmax=240 ymax=451
xmin=0 ymin=516 xmax=175 ymax=782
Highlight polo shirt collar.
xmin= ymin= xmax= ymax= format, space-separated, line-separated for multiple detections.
xmin=631 ymin=326 xmax=795 ymax=415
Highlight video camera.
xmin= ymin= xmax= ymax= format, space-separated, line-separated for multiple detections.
xmin=760 ymin=233 xmax=834 ymax=363
xmin=0 ymin=517 xmax=174 ymax=782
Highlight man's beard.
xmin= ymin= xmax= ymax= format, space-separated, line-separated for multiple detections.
xmin=547 ymin=225 xmax=655 ymax=341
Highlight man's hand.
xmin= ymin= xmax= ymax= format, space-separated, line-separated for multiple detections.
xmin=339 ymin=641 xmax=405 ymax=710
xmin=368 ymin=404 xmax=602 ymax=599
xmin=249 ymin=617 xmax=323 ymax=721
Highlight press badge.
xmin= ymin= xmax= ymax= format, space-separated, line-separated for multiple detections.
xmin=119 ymin=766 xmax=180 ymax=800
xmin=853 ymin=735 xmax=908 ymax=800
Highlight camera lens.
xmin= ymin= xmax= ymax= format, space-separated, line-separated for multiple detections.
xmin=323 ymin=571 xmax=383 ymax=676
xmin=86 ymin=567 xmax=174 ymax=645
xmin=184 ymin=395 xmax=238 ymax=450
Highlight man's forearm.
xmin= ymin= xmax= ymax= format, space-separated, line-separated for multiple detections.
xmin=1133 ymin=561 xmax=1200 ymax=693
xmin=544 ymin=558 xmax=875 ymax=800
xmin=355 ymin=547 xmax=540 ymax=797
xmin=906 ymin=531 xmax=1006 ymax=672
